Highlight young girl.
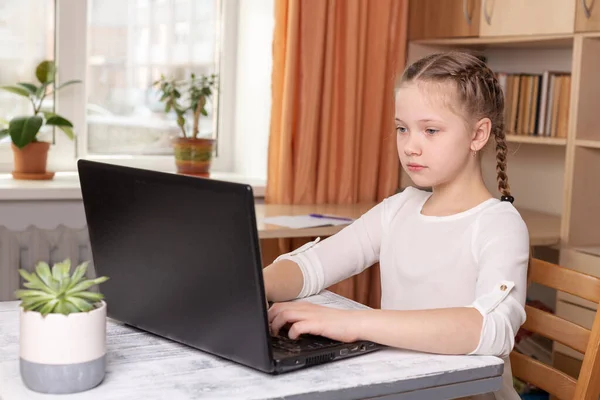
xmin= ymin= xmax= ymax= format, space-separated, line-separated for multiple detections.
xmin=263 ymin=51 xmax=529 ymax=400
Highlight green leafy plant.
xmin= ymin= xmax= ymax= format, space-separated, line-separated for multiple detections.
xmin=153 ymin=72 xmax=218 ymax=139
xmin=0 ymin=60 xmax=81 ymax=148
xmin=15 ymin=259 xmax=109 ymax=316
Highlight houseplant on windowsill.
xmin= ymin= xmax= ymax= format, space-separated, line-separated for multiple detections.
xmin=153 ymin=73 xmax=218 ymax=177
xmin=15 ymin=259 xmax=109 ymax=394
xmin=0 ymin=60 xmax=80 ymax=180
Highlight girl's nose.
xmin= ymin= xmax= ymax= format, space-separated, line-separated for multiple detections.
xmin=403 ymin=135 xmax=422 ymax=156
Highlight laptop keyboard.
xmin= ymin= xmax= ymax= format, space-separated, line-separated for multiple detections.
xmin=271 ymin=332 xmax=341 ymax=353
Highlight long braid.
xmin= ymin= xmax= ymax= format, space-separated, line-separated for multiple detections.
xmin=487 ymin=69 xmax=514 ymax=203
xmin=494 ymin=125 xmax=511 ymax=197
xmin=450 ymin=62 xmax=515 ymax=203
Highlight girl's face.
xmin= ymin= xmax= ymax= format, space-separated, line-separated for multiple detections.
xmin=394 ymin=81 xmax=475 ymax=189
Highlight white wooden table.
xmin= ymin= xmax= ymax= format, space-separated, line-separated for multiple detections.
xmin=0 ymin=302 xmax=504 ymax=400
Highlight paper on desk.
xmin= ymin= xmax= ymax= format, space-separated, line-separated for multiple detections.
xmin=293 ymin=290 xmax=371 ymax=310
xmin=263 ymin=215 xmax=353 ymax=229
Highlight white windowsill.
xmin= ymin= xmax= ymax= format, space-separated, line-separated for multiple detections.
xmin=0 ymin=170 xmax=266 ymax=201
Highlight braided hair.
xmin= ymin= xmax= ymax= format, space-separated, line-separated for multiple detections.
xmin=400 ymin=52 xmax=513 ymax=203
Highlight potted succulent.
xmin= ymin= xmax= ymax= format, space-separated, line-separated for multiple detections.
xmin=15 ymin=259 xmax=109 ymax=394
xmin=153 ymin=72 xmax=218 ymax=177
xmin=0 ymin=60 xmax=80 ymax=180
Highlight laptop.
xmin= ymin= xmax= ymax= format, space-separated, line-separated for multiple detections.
xmin=77 ymin=160 xmax=381 ymax=374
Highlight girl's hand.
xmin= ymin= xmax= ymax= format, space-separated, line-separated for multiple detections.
xmin=268 ymin=302 xmax=361 ymax=343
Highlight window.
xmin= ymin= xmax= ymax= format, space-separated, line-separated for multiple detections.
xmin=0 ymin=0 xmax=55 ymax=170
xmin=85 ymin=0 xmax=221 ymax=158
xmin=0 ymin=0 xmax=272 ymax=180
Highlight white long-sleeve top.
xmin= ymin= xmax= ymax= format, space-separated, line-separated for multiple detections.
xmin=276 ymin=186 xmax=529 ymax=400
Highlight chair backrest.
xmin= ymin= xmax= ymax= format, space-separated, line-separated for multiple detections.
xmin=510 ymin=258 xmax=600 ymax=400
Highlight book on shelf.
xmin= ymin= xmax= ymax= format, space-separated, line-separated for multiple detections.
xmin=495 ymin=71 xmax=571 ymax=138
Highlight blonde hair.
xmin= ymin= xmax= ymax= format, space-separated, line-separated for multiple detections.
xmin=399 ymin=51 xmax=512 ymax=200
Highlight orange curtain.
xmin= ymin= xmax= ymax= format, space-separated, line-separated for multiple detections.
xmin=264 ymin=0 xmax=408 ymax=308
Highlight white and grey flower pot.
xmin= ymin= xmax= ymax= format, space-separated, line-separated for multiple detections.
xmin=19 ymin=301 xmax=107 ymax=394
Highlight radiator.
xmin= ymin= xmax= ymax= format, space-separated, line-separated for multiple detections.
xmin=0 ymin=225 xmax=94 ymax=301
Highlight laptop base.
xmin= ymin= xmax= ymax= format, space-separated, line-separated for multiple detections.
xmin=273 ymin=339 xmax=381 ymax=374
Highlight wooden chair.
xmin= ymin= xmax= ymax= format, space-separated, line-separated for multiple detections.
xmin=510 ymin=258 xmax=600 ymax=400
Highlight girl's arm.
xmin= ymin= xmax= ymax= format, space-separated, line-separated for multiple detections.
xmin=263 ymin=259 xmax=304 ymax=302
xmin=269 ymin=205 xmax=529 ymax=358
xmin=269 ymin=304 xmax=483 ymax=354
xmin=354 ymin=307 xmax=483 ymax=354
xmin=263 ymin=197 xmax=390 ymax=303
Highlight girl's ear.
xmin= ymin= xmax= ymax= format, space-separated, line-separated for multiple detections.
xmin=471 ymin=117 xmax=492 ymax=152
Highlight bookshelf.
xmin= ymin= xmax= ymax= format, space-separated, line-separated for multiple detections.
xmin=406 ymin=0 xmax=600 ymax=380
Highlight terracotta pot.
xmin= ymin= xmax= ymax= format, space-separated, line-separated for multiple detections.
xmin=172 ymin=137 xmax=215 ymax=177
xmin=11 ymin=141 xmax=51 ymax=176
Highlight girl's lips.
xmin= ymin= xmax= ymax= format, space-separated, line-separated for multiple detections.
xmin=407 ymin=163 xmax=426 ymax=172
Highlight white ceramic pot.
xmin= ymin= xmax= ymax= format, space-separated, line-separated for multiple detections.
xmin=19 ymin=301 xmax=107 ymax=394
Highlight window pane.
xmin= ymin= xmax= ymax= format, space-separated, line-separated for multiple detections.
xmin=0 ymin=0 xmax=54 ymax=145
xmin=87 ymin=0 xmax=220 ymax=155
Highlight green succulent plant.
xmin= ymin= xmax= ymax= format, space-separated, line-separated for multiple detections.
xmin=15 ymin=259 xmax=109 ymax=316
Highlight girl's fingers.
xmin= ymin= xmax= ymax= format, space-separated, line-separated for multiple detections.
xmin=288 ymin=320 xmax=320 ymax=340
xmin=268 ymin=303 xmax=290 ymax=324
xmin=267 ymin=302 xmax=326 ymax=337
xmin=267 ymin=302 xmax=311 ymax=323
xmin=271 ymin=309 xmax=305 ymax=336
xmin=267 ymin=303 xmax=284 ymax=324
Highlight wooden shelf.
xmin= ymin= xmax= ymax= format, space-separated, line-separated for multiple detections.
xmin=575 ymin=139 xmax=600 ymax=149
xmin=506 ymin=135 xmax=567 ymax=146
xmin=410 ymin=32 xmax=600 ymax=49
xmin=582 ymin=32 xmax=600 ymax=39
xmin=410 ymin=34 xmax=574 ymax=49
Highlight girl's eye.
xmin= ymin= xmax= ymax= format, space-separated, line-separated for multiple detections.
xmin=396 ymin=126 xmax=407 ymax=134
xmin=425 ymin=128 xmax=439 ymax=135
